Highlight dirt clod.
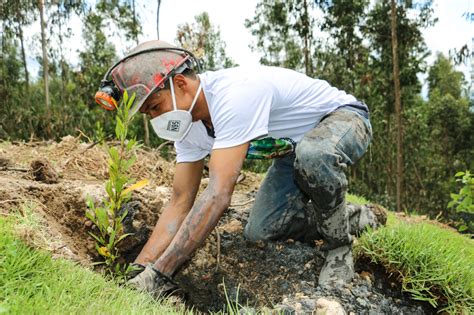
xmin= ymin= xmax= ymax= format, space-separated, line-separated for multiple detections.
xmin=0 ymin=156 xmax=10 ymax=167
xmin=30 ymin=159 xmax=59 ymax=184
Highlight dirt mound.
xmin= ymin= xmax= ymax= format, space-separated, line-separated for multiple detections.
xmin=0 ymin=136 xmax=174 ymax=184
xmin=0 ymin=139 xmax=436 ymax=314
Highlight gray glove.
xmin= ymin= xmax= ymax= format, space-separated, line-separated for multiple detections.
xmin=127 ymin=264 xmax=181 ymax=298
xmin=126 ymin=263 xmax=146 ymax=280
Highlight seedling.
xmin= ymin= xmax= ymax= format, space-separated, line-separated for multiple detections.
xmin=85 ymin=90 xmax=148 ymax=277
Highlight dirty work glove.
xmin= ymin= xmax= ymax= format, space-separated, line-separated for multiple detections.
xmin=127 ymin=264 xmax=181 ymax=299
xmin=126 ymin=263 xmax=146 ymax=280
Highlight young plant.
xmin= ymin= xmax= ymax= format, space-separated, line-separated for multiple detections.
xmin=85 ymin=90 xmax=148 ymax=277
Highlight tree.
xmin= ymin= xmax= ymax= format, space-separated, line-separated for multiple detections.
xmin=354 ymin=0 xmax=435 ymax=208
xmin=129 ymin=0 xmax=150 ymax=146
xmin=176 ymin=12 xmax=235 ymax=71
xmin=390 ymin=0 xmax=403 ymax=212
xmin=48 ymin=1 xmax=85 ymax=106
xmin=156 ymin=0 xmax=161 ymax=39
xmin=78 ymin=11 xmax=117 ymax=108
xmin=428 ymin=53 xmax=464 ymax=99
xmin=315 ymin=0 xmax=370 ymax=94
xmin=38 ymin=0 xmax=51 ymax=138
xmin=96 ymin=0 xmax=142 ymax=47
xmin=245 ymin=0 xmax=315 ymax=75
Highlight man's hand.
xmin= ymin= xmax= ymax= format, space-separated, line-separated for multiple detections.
xmin=134 ymin=160 xmax=204 ymax=265
xmin=153 ymin=142 xmax=249 ymax=276
xmin=127 ymin=264 xmax=181 ymax=298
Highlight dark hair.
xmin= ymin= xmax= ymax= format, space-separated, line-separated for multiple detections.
xmin=161 ymin=67 xmax=197 ymax=90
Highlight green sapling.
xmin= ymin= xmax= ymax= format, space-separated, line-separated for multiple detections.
xmin=85 ymin=90 xmax=148 ymax=277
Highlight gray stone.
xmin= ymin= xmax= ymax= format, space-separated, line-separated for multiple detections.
xmin=356 ymin=297 xmax=368 ymax=307
xmin=315 ymin=297 xmax=346 ymax=315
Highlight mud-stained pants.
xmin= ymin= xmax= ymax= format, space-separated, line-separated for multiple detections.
xmin=244 ymin=106 xmax=372 ymax=248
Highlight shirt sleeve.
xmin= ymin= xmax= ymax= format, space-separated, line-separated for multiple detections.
xmin=212 ymin=83 xmax=272 ymax=149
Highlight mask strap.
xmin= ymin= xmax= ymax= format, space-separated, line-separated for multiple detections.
xmin=169 ymin=77 xmax=178 ymax=111
xmin=188 ymin=83 xmax=202 ymax=113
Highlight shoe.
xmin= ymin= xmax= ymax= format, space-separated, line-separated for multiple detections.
xmin=347 ymin=203 xmax=387 ymax=236
xmin=318 ymin=244 xmax=354 ymax=290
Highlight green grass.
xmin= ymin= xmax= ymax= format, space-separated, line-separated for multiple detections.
xmin=346 ymin=193 xmax=370 ymax=205
xmin=355 ymin=212 xmax=474 ymax=314
xmin=0 ymin=215 xmax=188 ymax=315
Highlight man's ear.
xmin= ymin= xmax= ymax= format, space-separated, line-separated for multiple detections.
xmin=173 ymin=74 xmax=187 ymax=91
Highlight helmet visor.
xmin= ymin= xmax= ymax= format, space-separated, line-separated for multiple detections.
xmin=124 ymin=83 xmax=154 ymax=116
xmin=111 ymin=47 xmax=190 ymax=116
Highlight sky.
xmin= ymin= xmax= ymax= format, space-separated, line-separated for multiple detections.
xmin=27 ymin=0 xmax=474 ymax=89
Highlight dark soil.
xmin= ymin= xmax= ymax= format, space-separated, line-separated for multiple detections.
xmin=168 ymin=201 xmax=438 ymax=314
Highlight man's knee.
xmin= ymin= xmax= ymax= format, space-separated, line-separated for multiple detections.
xmin=244 ymin=205 xmax=307 ymax=242
xmin=294 ymin=141 xmax=346 ymax=209
xmin=244 ymin=220 xmax=278 ymax=242
xmin=295 ymin=140 xmax=338 ymax=183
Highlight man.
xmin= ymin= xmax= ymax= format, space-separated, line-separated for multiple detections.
xmin=95 ymin=40 xmax=382 ymax=296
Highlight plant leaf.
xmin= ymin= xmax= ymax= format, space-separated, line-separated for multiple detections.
xmin=121 ymin=179 xmax=149 ymax=196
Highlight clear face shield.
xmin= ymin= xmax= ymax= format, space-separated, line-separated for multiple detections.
xmin=95 ymin=43 xmax=200 ymax=117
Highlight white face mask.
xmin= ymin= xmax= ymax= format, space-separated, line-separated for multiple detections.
xmin=150 ymin=78 xmax=202 ymax=142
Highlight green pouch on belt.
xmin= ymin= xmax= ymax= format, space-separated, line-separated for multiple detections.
xmin=246 ymin=137 xmax=296 ymax=159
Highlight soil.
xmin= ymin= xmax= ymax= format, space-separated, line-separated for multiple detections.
xmin=0 ymin=137 xmax=438 ymax=314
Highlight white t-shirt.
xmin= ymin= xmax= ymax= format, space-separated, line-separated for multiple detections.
xmin=175 ymin=66 xmax=362 ymax=163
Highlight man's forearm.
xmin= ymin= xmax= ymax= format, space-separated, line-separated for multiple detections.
xmin=134 ymin=197 xmax=192 ymax=265
xmin=153 ymin=186 xmax=230 ymax=276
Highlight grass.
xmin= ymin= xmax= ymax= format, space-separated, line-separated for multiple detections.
xmin=355 ymin=212 xmax=474 ymax=314
xmin=346 ymin=193 xmax=370 ymax=205
xmin=0 ymin=213 xmax=189 ymax=315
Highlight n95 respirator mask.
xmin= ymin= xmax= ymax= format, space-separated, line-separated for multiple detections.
xmin=150 ymin=78 xmax=202 ymax=142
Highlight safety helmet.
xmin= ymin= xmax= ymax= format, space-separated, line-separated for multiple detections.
xmin=95 ymin=40 xmax=200 ymax=116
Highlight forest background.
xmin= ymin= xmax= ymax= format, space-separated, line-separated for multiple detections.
xmin=0 ymin=0 xmax=473 ymax=232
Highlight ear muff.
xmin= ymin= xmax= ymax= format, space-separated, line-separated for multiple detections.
xmin=95 ymin=80 xmax=121 ymax=110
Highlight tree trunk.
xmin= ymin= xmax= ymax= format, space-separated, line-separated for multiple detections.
xmin=57 ymin=11 xmax=66 ymax=104
xmin=131 ymin=0 xmax=150 ymax=146
xmin=39 ymin=0 xmax=51 ymax=138
xmin=390 ymin=0 xmax=403 ymax=212
xmin=156 ymin=0 xmax=161 ymax=39
xmin=303 ymin=0 xmax=310 ymax=76
xmin=17 ymin=24 xmax=29 ymax=90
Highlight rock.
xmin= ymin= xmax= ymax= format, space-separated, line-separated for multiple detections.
xmin=294 ymin=292 xmax=308 ymax=300
xmin=356 ymin=297 xmax=368 ymax=307
xmin=315 ymin=298 xmax=346 ymax=315
xmin=220 ymin=219 xmax=243 ymax=234
xmin=301 ymin=299 xmax=316 ymax=311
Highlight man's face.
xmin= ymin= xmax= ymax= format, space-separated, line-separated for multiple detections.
xmin=139 ymin=76 xmax=196 ymax=119
xmin=139 ymin=90 xmax=173 ymax=119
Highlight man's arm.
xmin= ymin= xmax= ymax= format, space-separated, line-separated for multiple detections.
xmin=153 ymin=142 xmax=249 ymax=276
xmin=134 ymin=160 xmax=204 ymax=265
